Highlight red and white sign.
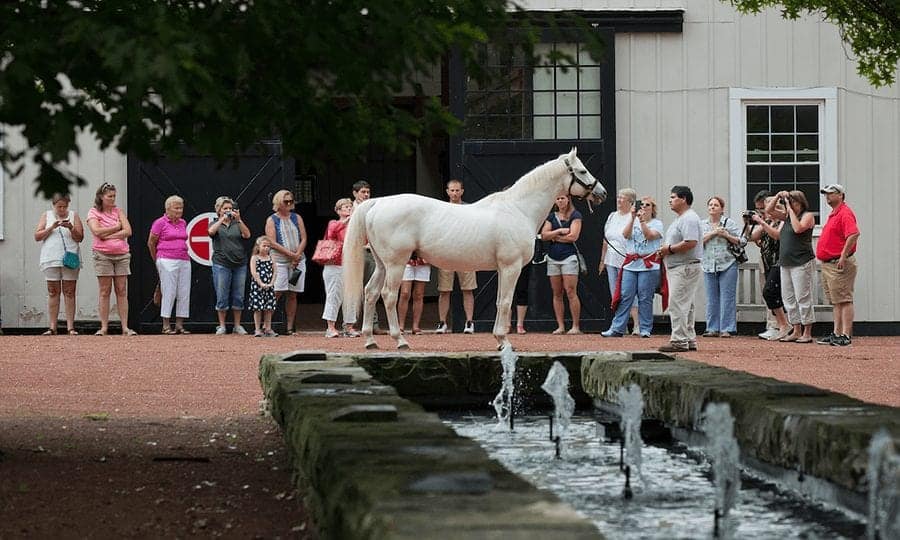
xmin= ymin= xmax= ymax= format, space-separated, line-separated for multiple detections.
xmin=186 ymin=212 xmax=217 ymax=266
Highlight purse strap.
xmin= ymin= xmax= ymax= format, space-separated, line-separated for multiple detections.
xmin=57 ymin=227 xmax=71 ymax=251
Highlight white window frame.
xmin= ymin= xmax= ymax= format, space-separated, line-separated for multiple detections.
xmin=728 ymin=87 xmax=837 ymax=232
xmin=0 ymin=135 xmax=4 ymax=240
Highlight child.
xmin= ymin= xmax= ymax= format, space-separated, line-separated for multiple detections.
xmin=248 ymin=236 xmax=277 ymax=337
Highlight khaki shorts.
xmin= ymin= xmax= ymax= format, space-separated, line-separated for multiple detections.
xmin=437 ymin=268 xmax=477 ymax=292
xmin=43 ymin=266 xmax=80 ymax=282
xmin=821 ymin=255 xmax=857 ymax=304
xmin=547 ymin=255 xmax=579 ymax=276
xmin=93 ymin=251 xmax=131 ymax=276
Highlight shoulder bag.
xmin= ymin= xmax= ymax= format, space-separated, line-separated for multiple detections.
xmin=59 ymin=229 xmax=81 ymax=269
xmin=312 ymin=239 xmax=342 ymax=266
xmin=724 ymin=218 xmax=749 ymax=264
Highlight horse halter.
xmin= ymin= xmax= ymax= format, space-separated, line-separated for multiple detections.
xmin=565 ymin=157 xmax=601 ymax=213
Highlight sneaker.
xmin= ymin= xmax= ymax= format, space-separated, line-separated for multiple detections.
xmin=831 ymin=334 xmax=852 ymax=346
xmin=215 ymin=325 xmax=227 ymax=335
xmin=688 ymin=341 xmax=698 ymax=351
xmin=767 ymin=328 xmax=792 ymax=341
xmin=816 ymin=333 xmax=836 ymax=345
xmin=324 ymin=329 xmax=340 ymax=338
xmin=254 ymin=330 xmax=264 ymax=338
xmin=719 ymin=331 xmax=732 ymax=338
xmin=601 ymin=329 xmax=624 ymax=338
xmin=758 ymin=328 xmax=779 ymax=340
xmin=463 ymin=321 xmax=475 ymax=334
xmin=702 ymin=331 xmax=718 ymax=338
xmin=435 ymin=321 xmax=449 ymax=334
xmin=343 ymin=329 xmax=361 ymax=338
xmin=631 ymin=328 xmax=641 ymax=336
xmin=233 ymin=325 xmax=248 ymax=335
xmin=659 ymin=343 xmax=689 ymax=353
xmin=640 ymin=333 xmax=651 ymax=338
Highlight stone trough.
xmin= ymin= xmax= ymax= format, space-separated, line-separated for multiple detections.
xmin=259 ymin=350 xmax=900 ymax=537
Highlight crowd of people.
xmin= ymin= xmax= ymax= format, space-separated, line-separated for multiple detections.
xmin=32 ymin=179 xmax=860 ymax=347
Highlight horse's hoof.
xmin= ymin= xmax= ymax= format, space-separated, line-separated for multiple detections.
xmin=365 ymin=341 xmax=379 ymax=350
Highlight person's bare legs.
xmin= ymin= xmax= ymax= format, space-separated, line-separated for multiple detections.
xmin=217 ymin=310 xmax=228 ymax=329
xmin=285 ymin=292 xmax=298 ymax=334
xmin=97 ymin=276 xmax=113 ymax=334
xmin=516 ymin=305 xmax=527 ymax=334
xmin=398 ymin=281 xmax=413 ymax=332
xmin=61 ymin=280 xmax=77 ymax=333
xmin=46 ymin=281 xmax=61 ymax=333
xmin=550 ymin=275 xmax=565 ymax=333
xmin=232 ymin=309 xmax=243 ymax=328
xmin=563 ymin=274 xmax=581 ymax=333
xmin=113 ymin=275 xmax=132 ymax=334
xmin=411 ymin=281 xmax=426 ymax=332
xmin=253 ymin=311 xmax=263 ymax=334
xmin=438 ymin=291 xmax=450 ymax=325
xmin=462 ymin=290 xmax=474 ymax=323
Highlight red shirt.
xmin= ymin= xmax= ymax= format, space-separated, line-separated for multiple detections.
xmin=816 ymin=202 xmax=859 ymax=261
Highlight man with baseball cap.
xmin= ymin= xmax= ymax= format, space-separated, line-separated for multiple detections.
xmin=815 ymin=183 xmax=860 ymax=346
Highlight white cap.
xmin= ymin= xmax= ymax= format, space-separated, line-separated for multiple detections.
xmin=820 ymin=184 xmax=845 ymax=194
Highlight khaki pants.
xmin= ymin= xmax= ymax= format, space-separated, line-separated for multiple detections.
xmin=666 ymin=262 xmax=701 ymax=345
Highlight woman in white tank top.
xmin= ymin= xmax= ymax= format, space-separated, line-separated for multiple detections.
xmin=33 ymin=193 xmax=84 ymax=335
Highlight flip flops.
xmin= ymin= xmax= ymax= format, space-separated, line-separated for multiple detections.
xmin=42 ymin=329 xmax=57 ymax=336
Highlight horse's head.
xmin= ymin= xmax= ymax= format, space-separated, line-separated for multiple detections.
xmin=562 ymin=147 xmax=607 ymax=204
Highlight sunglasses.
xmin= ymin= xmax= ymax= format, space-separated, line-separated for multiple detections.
xmin=283 ymin=198 xmax=295 ymax=204
xmin=640 ymin=203 xmax=653 ymax=207
xmin=100 ymin=182 xmax=116 ymax=191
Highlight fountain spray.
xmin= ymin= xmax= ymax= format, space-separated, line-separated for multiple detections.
xmin=703 ymin=402 xmax=741 ymax=539
xmin=617 ymin=383 xmax=645 ymax=495
xmin=491 ymin=344 xmax=518 ymax=431
xmin=867 ymin=429 xmax=900 ymax=540
xmin=541 ymin=361 xmax=575 ymax=459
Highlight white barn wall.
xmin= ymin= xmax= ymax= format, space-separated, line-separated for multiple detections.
xmin=0 ymin=129 xmax=127 ymax=328
xmin=608 ymin=4 xmax=900 ymax=323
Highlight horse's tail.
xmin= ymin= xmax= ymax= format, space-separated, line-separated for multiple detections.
xmin=342 ymin=199 xmax=372 ymax=321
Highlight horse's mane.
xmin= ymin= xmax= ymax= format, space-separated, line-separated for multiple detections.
xmin=474 ymin=156 xmax=566 ymax=206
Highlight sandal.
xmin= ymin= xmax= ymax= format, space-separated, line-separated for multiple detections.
xmin=68 ymin=329 xmax=79 ymax=335
xmin=551 ymin=328 xmax=565 ymax=335
xmin=174 ymin=328 xmax=191 ymax=334
xmin=123 ymin=328 xmax=138 ymax=336
xmin=412 ymin=328 xmax=423 ymax=335
xmin=42 ymin=329 xmax=57 ymax=336
xmin=94 ymin=329 xmax=107 ymax=336
xmin=161 ymin=328 xmax=176 ymax=335
xmin=517 ymin=327 xmax=527 ymax=335
xmin=795 ymin=336 xmax=813 ymax=343
xmin=779 ymin=333 xmax=799 ymax=342
xmin=566 ymin=328 xmax=582 ymax=335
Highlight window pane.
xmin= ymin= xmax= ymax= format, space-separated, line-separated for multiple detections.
xmin=797 ymin=134 xmax=818 ymax=152
xmin=556 ymin=67 xmax=578 ymax=90
xmin=533 ymin=66 xmax=554 ymax=91
xmin=747 ymin=165 xmax=769 ymax=182
xmin=533 ymin=92 xmax=553 ymax=115
xmin=747 ymin=106 xmax=769 ymax=133
xmin=579 ymin=67 xmax=601 ymax=91
xmin=557 ymin=91 xmax=577 ymax=115
xmin=578 ymin=45 xmax=600 ymax=66
xmin=796 ymin=164 xmax=819 ymax=182
xmin=747 ymin=135 xmax=769 ymax=152
xmin=534 ymin=116 xmax=554 ymax=139
xmin=771 ymin=106 xmax=794 ymax=133
xmin=580 ymin=91 xmax=601 ymax=115
xmin=796 ymin=105 xmax=818 ymax=132
xmin=557 ymin=116 xmax=578 ymax=139
xmin=771 ymin=165 xmax=794 ymax=182
xmin=580 ymin=116 xmax=601 ymax=139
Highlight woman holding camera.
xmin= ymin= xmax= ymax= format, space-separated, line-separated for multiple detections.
xmin=767 ymin=190 xmax=816 ymax=343
xmin=34 ymin=193 xmax=84 ymax=335
xmin=208 ymin=196 xmax=251 ymax=335
xmin=700 ymin=196 xmax=744 ymax=337
xmin=148 ymin=195 xmax=192 ymax=334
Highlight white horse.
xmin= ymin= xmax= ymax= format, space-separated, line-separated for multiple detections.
xmin=342 ymin=147 xmax=606 ymax=350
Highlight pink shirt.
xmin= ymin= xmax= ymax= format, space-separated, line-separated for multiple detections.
xmin=87 ymin=207 xmax=130 ymax=255
xmin=150 ymin=216 xmax=189 ymax=260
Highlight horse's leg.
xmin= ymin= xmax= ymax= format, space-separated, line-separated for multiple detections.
xmin=494 ymin=265 xmax=521 ymax=351
xmin=363 ymin=252 xmax=386 ymax=349
xmin=380 ymin=261 xmax=409 ymax=350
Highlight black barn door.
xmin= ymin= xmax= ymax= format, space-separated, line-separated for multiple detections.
xmin=127 ymin=144 xmax=294 ymax=333
xmin=457 ymin=140 xmax=614 ymax=332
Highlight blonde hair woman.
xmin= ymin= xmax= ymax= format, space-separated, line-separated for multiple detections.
xmin=148 ymin=195 xmax=191 ymax=334
xmin=34 ymin=193 xmax=84 ymax=335
xmin=208 ymin=196 xmax=251 ymax=335
xmin=264 ymin=190 xmax=307 ymax=335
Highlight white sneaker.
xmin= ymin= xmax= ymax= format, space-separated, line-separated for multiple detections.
xmin=435 ymin=321 xmax=449 ymax=334
xmin=215 ymin=326 xmax=227 ymax=335
xmin=233 ymin=325 xmax=248 ymax=335
xmin=758 ymin=328 xmax=778 ymax=340
xmin=463 ymin=321 xmax=475 ymax=334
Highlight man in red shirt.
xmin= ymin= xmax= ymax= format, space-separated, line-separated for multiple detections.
xmin=815 ymin=184 xmax=860 ymax=346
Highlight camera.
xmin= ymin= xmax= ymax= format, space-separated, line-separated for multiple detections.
xmin=742 ymin=210 xmax=757 ymax=221
xmin=224 ymin=211 xmax=234 ymax=219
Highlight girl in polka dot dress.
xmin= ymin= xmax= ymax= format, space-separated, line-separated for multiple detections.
xmin=248 ymin=236 xmax=277 ymax=337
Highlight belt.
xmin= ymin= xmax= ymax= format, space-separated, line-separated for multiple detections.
xmin=824 ymin=254 xmax=853 ymax=263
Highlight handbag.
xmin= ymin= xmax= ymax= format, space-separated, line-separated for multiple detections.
xmin=58 ymin=229 xmax=80 ymax=269
xmin=724 ymin=218 xmax=749 ymax=264
xmin=312 ymin=239 xmax=342 ymax=266
xmin=288 ymin=266 xmax=303 ymax=286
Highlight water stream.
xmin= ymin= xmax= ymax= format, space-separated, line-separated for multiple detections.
xmin=444 ymin=413 xmax=866 ymax=539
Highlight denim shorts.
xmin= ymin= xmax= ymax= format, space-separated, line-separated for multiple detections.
xmin=212 ymin=263 xmax=247 ymax=310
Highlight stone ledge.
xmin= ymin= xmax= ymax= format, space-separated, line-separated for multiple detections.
xmin=580 ymin=352 xmax=900 ymax=496
xmin=259 ymin=354 xmax=603 ymax=539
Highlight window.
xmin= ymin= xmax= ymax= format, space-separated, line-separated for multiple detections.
xmin=728 ymin=88 xmax=837 ymax=224
xmin=465 ymin=42 xmax=603 ymax=141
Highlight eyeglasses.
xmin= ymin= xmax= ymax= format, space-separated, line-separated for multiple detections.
xmin=640 ymin=203 xmax=653 ymax=207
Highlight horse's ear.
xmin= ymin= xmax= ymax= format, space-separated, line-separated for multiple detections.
xmin=569 ymin=147 xmax=578 ymax=158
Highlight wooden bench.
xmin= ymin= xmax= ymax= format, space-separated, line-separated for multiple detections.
xmin=736 ymin=262 xmax=832 ymax=322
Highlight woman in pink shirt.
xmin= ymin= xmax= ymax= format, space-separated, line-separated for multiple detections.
xmin=148 ymin=195 xmax=191 ymax=334
xmin=86 ymin=182 xmax=136 ymax=336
